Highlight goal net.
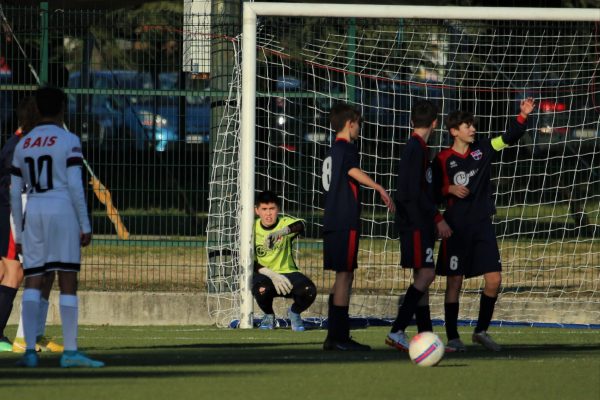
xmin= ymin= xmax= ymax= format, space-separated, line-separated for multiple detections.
xmin=207 ymin=3 xmax=600 ymax=328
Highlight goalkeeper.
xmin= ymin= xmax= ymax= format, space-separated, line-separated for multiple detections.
xmin=433 ymin=98 xmax=536 ymax=352
xmin=252 ymin=190 xmax=316 ymax=331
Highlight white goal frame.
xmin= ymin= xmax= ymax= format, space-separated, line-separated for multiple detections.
xmin=238 ymin=2 xmax=596 ymax=328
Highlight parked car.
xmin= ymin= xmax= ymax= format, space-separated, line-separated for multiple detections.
xmin=67 ymin=70 xmax=210 ymax=151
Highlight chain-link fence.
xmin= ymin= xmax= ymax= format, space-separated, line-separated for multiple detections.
xmin=0 ymin=3 xmax=240 ymax=291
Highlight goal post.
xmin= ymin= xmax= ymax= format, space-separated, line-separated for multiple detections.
xmin=209 ymin=2 xmax=599 ymax=328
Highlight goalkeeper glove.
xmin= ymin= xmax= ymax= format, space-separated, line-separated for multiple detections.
xmin=263 ymin=226 xmax=291 ymax=250
xmin=258 ymin=267 xmax=293 ymax=295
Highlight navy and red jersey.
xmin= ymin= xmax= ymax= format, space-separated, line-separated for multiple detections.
xmin=0 ymin=130 xmax=23 ymax=208
xmin=434 ymin=116 xmax=527 ymax=226
xmin=322 ymin=138 xmax=361 ymax=232
xmin=395 ymin=133 xmax=442 ymax=232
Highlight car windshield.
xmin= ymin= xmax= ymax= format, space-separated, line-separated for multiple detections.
xmin=95 ymin=72 xmax=154 ymax=107
xmin=159 ymin=72 xmax=209 ymax=105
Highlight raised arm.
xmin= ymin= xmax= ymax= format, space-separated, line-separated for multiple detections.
xmin=492 ymin=97 xmax=536 ymax=151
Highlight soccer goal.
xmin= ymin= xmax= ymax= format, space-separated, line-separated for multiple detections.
xmin=207 ymin=3 xmax=600 ymax=329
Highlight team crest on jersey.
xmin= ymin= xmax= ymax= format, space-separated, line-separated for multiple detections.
xmin=425 ymin=167 xmax=433 ymax=183
xmin=453 ymin=169 xmax=478 ymax=186
xmin=470 ymin=149 xmax=483 ymax=160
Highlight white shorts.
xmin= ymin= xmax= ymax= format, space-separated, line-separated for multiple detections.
xmin=22 ymin=196 xmax=82 ymax=276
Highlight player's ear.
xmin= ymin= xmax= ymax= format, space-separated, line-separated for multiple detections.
xmin=431 ymin=119 xmax=438 ymax=129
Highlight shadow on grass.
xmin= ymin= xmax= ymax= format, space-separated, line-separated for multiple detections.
xmin=1 ymin=341 xmax=599 ymax=380
xmin=0 ymin=368 xmax=259 ymax=384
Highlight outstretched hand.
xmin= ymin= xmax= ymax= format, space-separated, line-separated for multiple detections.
xmin=264 ymin=227 xmax=291 ymax=250
xmin=520 ymin=97 xmax=536 ymax=117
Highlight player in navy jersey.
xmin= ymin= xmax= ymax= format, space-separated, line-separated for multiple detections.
xmin=322 ymin=103 xmax=395 ymax=351
xmin=252 ymin=191 xmax=316 ymax=331
xmin=434 ymin=98 xmax=536 ymax=352
xmin=11 ymin=87 xmax=103 ymax=368
xmin=386 ymin=99 xmax=452 ymax=352
xmin=0 ymin=97 xmax=35 ymax=352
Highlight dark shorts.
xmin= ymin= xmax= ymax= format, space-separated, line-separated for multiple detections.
xmin=399 ymin=227 xmax=435 ymax=269
xmin=252 ymin=271 xmax=315 ymax=298
xmin=0 ymin=206 xmax=17 ymax=260
xmin=436 ymin=219 xmax=501 ymax=278
xmin=323 ymin=230 xmax=359 ymax=272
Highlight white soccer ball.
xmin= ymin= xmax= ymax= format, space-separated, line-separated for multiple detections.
xmin=408 ymin=331 xmax=445 ymax=367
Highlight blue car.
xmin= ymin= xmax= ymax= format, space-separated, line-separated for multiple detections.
xmin=67 ymin=70 xmax=210 ymax=151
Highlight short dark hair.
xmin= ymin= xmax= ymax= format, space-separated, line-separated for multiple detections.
xmin=329 ymin=103 xmax=361 ymax=133
xmin=17 ymin=96 xmax=40 ymax=133
xmin=255 ymin=190 xmax=280 ymax=207
xmin=35 ymin=86 xmax=67 ymax=118
xmin=411 ymin=99 xmax=438 ymax=128
xmin=445 ymin=110 xmax=475 ymax=132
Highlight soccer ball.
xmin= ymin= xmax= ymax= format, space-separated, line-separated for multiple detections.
xmin=408 ymin=331 xmax=445 ymax=367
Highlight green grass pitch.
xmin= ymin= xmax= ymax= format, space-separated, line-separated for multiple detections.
xmin=1 ymin=325 xmax=599 ymax=400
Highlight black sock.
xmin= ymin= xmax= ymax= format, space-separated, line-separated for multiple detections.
xmin=341 ymin=305 xmax=350 ymax=341
xmin=0 ymin=285 xmax=18 ymax=338
xmin=391 ymin=285 xmax=425 ymax=333
xmin=444 ymin=302 xmax=460 ymax=340
xmin=328 ymin=305 xmax=347 ymax=341
xmin=475 ymin=294 xmax=497 ymax=333
xmin=415 ymin=305 xmax=433 ymax=333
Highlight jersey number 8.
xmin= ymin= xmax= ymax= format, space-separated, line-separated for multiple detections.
xmin=322 ymin=156 xmax=332 ymax=191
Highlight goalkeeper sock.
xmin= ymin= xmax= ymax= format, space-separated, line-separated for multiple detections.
xmin=415 ymin=305 xmax=433 ymax=333
xmin=0 ymin=285 xmax=17 ymax=337
xmin=391 ymin=285 xmax=425 ymax=333
xmin=475 ymin=294 xmax=497 ymax=333
xmin=444 ymin=302 xmax=460 ymax=340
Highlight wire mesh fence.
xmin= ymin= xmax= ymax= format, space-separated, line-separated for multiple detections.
xmin=0 ymin=3 xmax=239 ymax=291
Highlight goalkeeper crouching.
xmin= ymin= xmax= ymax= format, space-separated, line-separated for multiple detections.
xmin=252 ymin=190 xmax=316 ymax=331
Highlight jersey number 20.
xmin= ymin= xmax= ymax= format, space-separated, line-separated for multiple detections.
xmin=24 ymin=155 xmax=53 ymax=193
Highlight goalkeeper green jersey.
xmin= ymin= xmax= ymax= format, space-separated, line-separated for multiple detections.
xmin=254 ymin=215 xmax=303 ymax=274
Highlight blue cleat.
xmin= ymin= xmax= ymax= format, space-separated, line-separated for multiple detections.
xmin=60 ymin=351 xmax=105 ymax=368
xmin=259 ymin=314 xmax=275 ymax=330
xmin=287 ymin=308 xmax=305 ymax=332
xmin=16 ymin=349 xmax=39 ymax=368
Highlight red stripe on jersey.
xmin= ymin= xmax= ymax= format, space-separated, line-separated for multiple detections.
xmin=346 ymin=229 xmax=357 ymax=271
xmin=413 ymin=230 xmax=422 ymax=269
xmin=436 ymin=149 xmax=453 ymax=196
xmin=349 ymin=179 xmax=358 ymax=201
xmin=6 ymin=228 xmax=16 ymax=260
